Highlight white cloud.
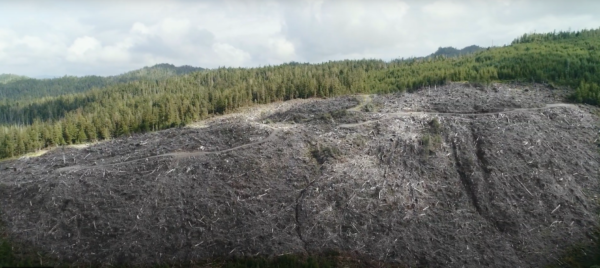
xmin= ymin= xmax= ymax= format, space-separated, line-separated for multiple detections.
xmin=0 ymin=0 xmax=599 ymax=77
xmin=0 ymin=29 xmax=15 ymax=60
xmin=101 ymin=40 xmax=134 ymax=62
xmin=131 ymin=22 xmax=151 ymax=35
xmin=422 ymin=1 xmax=467 ymax=19
xmin=66 ymin=36 xmax=102 ymax=62
xmin=281 ymin=0 xmax=412 ymax=62
xmin=268 ymin=37 xmax=296 ymax=62
xmin=66 ymin=36 xmax=132 ymax=64
xmin=158 ymin=18 xmax=192 ymax=42
xmin=212 ymin=42 xmax=251 ymax=67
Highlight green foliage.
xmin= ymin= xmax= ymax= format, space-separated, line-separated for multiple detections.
xmin=511 ymin=28 xmax=600 ymax=45
xmin=420 ymin=133 xmax=442 ymax=157
xmin=362 ymin=102 xmax=375 ymax=112
xmin=350 ymin=134 xmax=368 ymax=148
xmin=0 ymin=239 xmax=14 ymax=267
xmin=220 ymin=254 xmax=336 ymax=268
xmin=428 ymin=118 xmax=441 ymax=134
xmin=0 ymin=223 xmax=55 ymax=268
xmin=317 ymin=110 xmax=347 ymax=123
xmin=571 ymin=80 xmax=600 ymax=105
xmin=0 ymin=74 xmax=28 ymax=84
xmin=547 ymin=228 xmax=600 ymax=268
xmin=114 ymin=63 xmax=204 ymax=83
xmin=0 ymin=63 xmax=203 ymax=102
xmin=330 ymin=109 xmax=348 ymax=119
xmin=0 ymin=75 xmax=111 ymax=103
xmin=310 ymin=144 xmax=341 ymax=164
xmin=421 ymin=118 xmax=443 ymax=157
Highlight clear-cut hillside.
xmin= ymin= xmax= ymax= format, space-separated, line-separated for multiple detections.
xmin=0 ymin=83 xmax=598 ymax=267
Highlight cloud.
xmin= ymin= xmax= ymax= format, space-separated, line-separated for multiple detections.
xmin=131 ymin=22 xmax=151 ymax=35
xmin=212 ymin=43 xmax=251 ymax=67
xmin=268 ymin=37 xmax=296 ymax=62
xmin=422 ymin=1 xmax=466 ymax=19
xmin=281 ymin=0 xmax=411 ymax=62
xmin=66 ymin=36 xmax=132 ymax=64
xmin=0 ymin=0 xmax=599 ymax=77
xmin=66 ymin=36 xmax=102 ymax=62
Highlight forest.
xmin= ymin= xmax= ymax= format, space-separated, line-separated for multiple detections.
xmin=0 ymin=28 xmax=599 ymax=159
xmin=0 ymin=63 xmax=204 ymax=102
xmin=0 ymin=74 xmax=28 ymax=84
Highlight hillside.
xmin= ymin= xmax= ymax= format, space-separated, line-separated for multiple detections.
xmin=0 ymin=63 xmax=204 ymax=102
xmin=112 ymin=63 xmax=204 ymax=82
xmin=1 ymin=28 xmax=600 ymax=160
xmin=0 ymin=83 xmax=598 ymax=267
xmin=0 ymin=28 xmax=600 ymax=267
xmin=0 ymin=74 xmax=28 ymax=84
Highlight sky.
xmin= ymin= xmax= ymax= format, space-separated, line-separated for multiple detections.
xmin=1 ymin=0 xmax=599 ymax=78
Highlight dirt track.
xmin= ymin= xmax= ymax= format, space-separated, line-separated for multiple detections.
xmin=55 ymin=125 xmax=281 ymax=173
xmin=0 ymin=82 xmax=598 ymax=267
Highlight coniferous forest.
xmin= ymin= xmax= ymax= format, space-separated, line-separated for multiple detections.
xmin=0 ymin=28 xmax=599 ymax=159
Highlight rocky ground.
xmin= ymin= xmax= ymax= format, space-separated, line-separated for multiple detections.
xmin=0 ymin=82 xmax=599 ymax=267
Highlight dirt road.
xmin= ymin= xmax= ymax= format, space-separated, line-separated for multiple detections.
xmin=55 ymin=127 xmax=281 ymax=173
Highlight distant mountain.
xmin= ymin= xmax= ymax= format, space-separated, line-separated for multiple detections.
xmin=0 ymin=74 xmax=29 ymax=84
xmin=0 ymin=64 xmax=205 ymax=102
xmin=391 ymin=45 xmax=486 ymax=64
xmin=428 ymin=45 xmax=486 ymax=58
xmin=112 ymin=63 xmax=205 ymax=82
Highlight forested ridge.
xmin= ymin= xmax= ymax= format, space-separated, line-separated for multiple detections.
xmin=0 ymin=74 xmax=28 ymax=84
xmin=0 ymin=63 xmax=204 ymax=102
xmin=1 ymin=28 xmax=599 ymax=159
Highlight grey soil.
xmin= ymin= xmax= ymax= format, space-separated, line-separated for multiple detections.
xmin=0 ymin=82 xmax=599 ymax=267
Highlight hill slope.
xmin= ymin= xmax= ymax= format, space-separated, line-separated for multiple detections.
xmin=112 ymin=63 xmax=204 ymax=82
xmin=0 ymin=83 xmax=598 ymax=267
xmin=0 ymin=63 xmax=204 ymax=102
xmin=0 ymin=74 xmax=28 ymax=84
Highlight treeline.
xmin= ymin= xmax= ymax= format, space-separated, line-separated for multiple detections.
xmin=0 ymin=74 xmax=28 ymax=84
xmin=1 ymin=28 xmax=599 ymax=159
xmin=512 ymin=28 xmax=600 ymax=44
xmin=0 ymin=64 xmax=204 ymax=102
xmin=114 ymin=63 xmax=204 ymax=82
xmin=0 ymin=76 xmax=113 ymax=103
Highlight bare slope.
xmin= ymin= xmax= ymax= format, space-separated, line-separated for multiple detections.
xmin=0 ymin=83 xmax=599 ymax=267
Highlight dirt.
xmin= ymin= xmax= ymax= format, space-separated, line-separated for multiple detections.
xmin=0 ymin=82 xmax=599 ymax=267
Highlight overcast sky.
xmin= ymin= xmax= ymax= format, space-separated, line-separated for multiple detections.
xmin=1 ymin=0 xmax=599 ymax=78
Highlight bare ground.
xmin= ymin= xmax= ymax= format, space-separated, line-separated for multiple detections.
xmin=0 ymin=82 xmax=599 ymax=267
